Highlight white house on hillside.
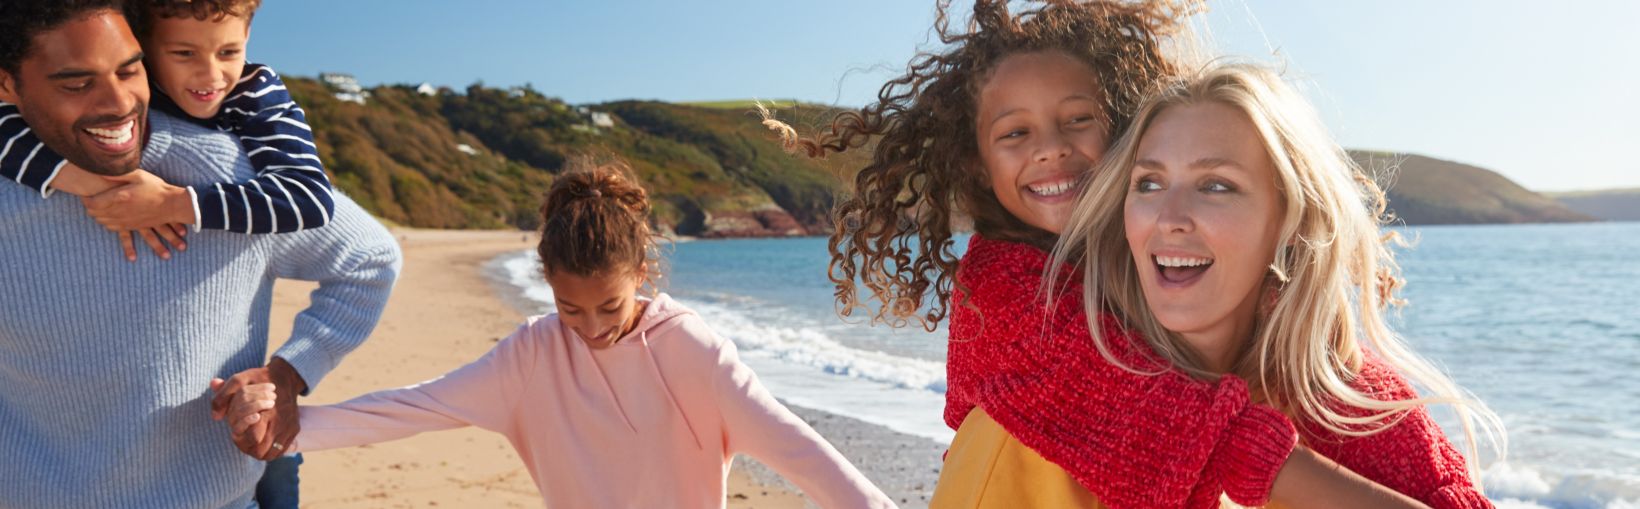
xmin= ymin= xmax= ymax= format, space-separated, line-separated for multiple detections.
xmin=319 ymin=72 xmax=369 ymax=104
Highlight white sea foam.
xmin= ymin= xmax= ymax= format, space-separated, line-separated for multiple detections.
xmin=500 ymin=252 xmax=554 ymax=306
xmin=1484 ymin=462 xmax=1640 ymax=509
xmin=679 ymin=298 xmax=947 ymax=394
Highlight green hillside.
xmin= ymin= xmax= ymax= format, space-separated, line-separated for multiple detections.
xmin=284 ymin=78 xmax=1587 ymax=233
xmin=1547 ymin=188 xmax=1640 ymax=221
xmin=287 ymin=79 xmax=860 ymax=236
xmin=1351 ymin=151 xmax=1591 ymax=225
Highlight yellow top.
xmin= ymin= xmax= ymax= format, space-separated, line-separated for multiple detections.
xmin=931 ymin=407 xmax=1279 ymax=509
xmin=931 ymin=406 xmax=1104 ymax=508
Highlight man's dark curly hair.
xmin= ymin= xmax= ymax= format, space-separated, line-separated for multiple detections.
xmin=766 ymin=0 xmax=1198 ymax=331
xmin=0 ymin=0 xmax=126 ymax=75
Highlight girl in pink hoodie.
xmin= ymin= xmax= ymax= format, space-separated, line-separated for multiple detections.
xmin=220 ymin=159 xmax=896 ymax=509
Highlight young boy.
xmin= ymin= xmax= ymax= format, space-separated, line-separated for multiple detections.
xmin=0 ymin=0 xmax=333 ymax=261
xmin=0 ymin=1 xmax=319 ymax=506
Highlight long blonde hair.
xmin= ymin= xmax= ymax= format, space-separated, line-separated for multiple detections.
xmin=1049 ymin=62 xmax=1504 ymax=478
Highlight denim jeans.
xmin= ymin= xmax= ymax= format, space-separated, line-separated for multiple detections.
xmin=254 ymin=453 xmax=302 ymax=509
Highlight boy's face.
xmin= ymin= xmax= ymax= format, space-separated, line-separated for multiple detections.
xmin=0 ymin=9 xmax=149 ymax=176
xmin=144 ymin=14 xmax=250 ymax=119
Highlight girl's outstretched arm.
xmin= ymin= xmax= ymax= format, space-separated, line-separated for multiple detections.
xmin=287 ymin=321 xmax=540 ymax=452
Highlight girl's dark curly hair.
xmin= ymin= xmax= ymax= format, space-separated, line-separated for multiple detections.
xmin=766 ymin=0 xmax=1198 ymax=331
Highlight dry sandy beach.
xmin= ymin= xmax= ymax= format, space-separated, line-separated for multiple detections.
xmin=266 ymin=228 xmax=942 ymax=508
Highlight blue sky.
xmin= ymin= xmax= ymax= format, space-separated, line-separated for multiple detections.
xmin=250 ymin=1 xmax=1639 ymax=192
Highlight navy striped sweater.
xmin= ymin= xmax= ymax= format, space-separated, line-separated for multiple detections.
xmin=0 ymin=62 xmax=334 ymax=234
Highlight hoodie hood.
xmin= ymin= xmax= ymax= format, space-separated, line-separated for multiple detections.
xmin=616 ymin=292 xmax=695 ymax=346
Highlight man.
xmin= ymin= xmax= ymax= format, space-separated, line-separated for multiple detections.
xmin=0 ymin=1 xmax=400 ymax=507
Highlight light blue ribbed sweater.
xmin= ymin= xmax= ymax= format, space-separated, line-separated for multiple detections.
xmin=0 ymin=110 xmax=402 ymax=508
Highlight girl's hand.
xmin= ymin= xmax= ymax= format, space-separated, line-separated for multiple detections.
xmin=226 ymin=382 xmax=278 ymax=435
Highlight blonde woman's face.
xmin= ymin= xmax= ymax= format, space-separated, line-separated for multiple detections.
xmin=974 ymin=51 xmax=1110 ymax=234
xmin=1124 ymin=101 xmax=1284 ymax=371
xmin=546 ymin=269 xmax=646 ymax=350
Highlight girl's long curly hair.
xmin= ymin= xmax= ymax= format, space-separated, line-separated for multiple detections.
xmin=766 ymin=0 xmax=1199 ymax=331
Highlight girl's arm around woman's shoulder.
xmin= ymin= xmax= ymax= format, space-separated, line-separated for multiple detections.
xmin=947 ymin=236 xmax=1298 ymax=509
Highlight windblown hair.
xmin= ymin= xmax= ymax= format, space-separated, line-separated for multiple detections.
xmin=0 ymin=0 xmax=125 ymax=74
xmin=537 ymin=158 xmax=660 ymax=283
xmin=126 ymin=0 xmax=261 ymax=38
xmin=764 ymin=0 xmax=1199 ymax=331
xmin=1049 ymin=62 xmax=1504 ymax=477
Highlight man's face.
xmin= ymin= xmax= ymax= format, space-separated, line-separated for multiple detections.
xmin=0 ymin=9 xmax=148 ymax=176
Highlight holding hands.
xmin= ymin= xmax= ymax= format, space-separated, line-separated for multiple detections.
xmin=210 ymin=357 xmax=307 ymax=461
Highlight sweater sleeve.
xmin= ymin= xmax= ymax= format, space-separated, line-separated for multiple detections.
xmin=944 ymin=236 xmax=1297 ymax=509
xmin=0 ymin=102 xmax=69 ymax=198
xmin=1300 ymin=358 xmax=1494 ymax=509
xmin=266 ymin=197 xmax=402 ymax=393
xmin=707 ymin=325 xmax=897 ymax=509
xmin=291 ymin=321 xmax=538 ymax=452
xmin=191 ymin=63 xmax=335 ymax=233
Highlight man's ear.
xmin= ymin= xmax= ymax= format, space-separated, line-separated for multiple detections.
xmin=0 ymin=70 xmax=20 ymax=104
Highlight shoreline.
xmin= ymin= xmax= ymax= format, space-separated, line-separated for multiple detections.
xmin=266 ymin=228 xmax=943 ymax=507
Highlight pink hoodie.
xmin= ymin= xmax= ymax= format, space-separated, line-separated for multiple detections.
xmin=292 ymin=293 xmax=896 ymax=508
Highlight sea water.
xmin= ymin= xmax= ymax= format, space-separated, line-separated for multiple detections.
xmin=492 ymin=222 xmax=1640 ymax=508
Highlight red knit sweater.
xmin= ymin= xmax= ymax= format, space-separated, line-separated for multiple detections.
xmin=945 ymin=235 xmax=1492 ymax=508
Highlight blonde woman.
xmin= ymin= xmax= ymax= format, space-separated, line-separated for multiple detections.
xmin=1050 ymin=62 xmax=1503 ymax=507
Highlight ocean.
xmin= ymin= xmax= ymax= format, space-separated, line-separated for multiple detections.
xmin=490 ymin=222 xmax=1640 ymax=508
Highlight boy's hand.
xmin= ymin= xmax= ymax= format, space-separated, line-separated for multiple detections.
xmin=45 ymin=162 xmax=118 ymax=197
xmin=81 ymin=169 xmax=195 ymax=231
xmin=115 ymin=226 xmax=188 ymax=262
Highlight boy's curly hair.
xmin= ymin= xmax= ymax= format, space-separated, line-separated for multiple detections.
xmin=766 ymin=0 xmax=1198 ymax=331
xmin=127 ymin=0 xmax=261 ymax=38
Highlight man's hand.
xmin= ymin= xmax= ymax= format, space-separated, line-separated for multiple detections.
xmin=211 ymin=357 xmax=307 ymax=461
xmin=81 ymin=169 xmax=195 ymax=231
